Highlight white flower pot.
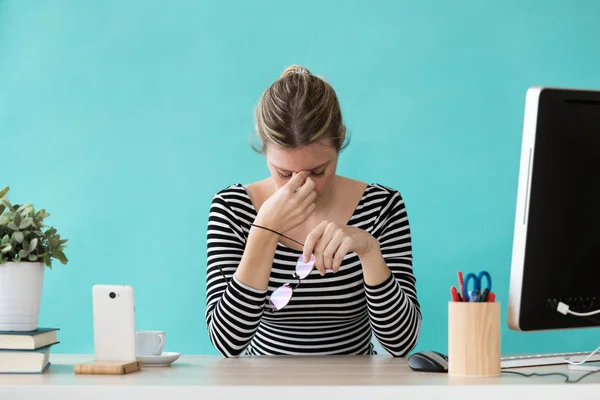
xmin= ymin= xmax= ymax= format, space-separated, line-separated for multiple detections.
xmin=0 ymin=262 xmax=45 ymax=331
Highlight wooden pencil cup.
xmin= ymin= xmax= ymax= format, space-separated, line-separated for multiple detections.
xmin=448 ymin=301 xmax=501 ymax=377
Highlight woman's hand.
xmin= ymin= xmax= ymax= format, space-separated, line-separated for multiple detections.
xmin=302 ymin=221 xmax=379 ymax=275
xmin=255 ymin=171 xmax=317 ymax=233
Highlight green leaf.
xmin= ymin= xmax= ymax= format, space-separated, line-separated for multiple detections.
xmin=54 ymin=250 xmax=68 ymax=265
xmin=1 ymin=244 xmax=12 ymax=253
xmin=1 ymin=235 xmax=9 ymax=246
xmin=29 ymin=238 xmax=38 ymax=252
xmin=0 ymin=186 xmax=8 ymax=199
xmin=49 ymin=236 xmax=59 ymax=251
xmin=17 ymin=203 xmax=32 ymax=216
xmin=13 ymin=211 xmax=21 ymax=227
xmin=7 ymin=222 xmax=18 ymax=231
xmin=19 ymin=218 xmax=33 ymax=230
xmin=43 ymin=254 xmax=51 ymax=268
xmin=19 ymin=249 xmax=29 ymax=259
xmin=36 ymin=209 xmax=50 ymax=220
xmin=0 ymin=199 xmax=13 ymax=211
xmin=0 ymin=204 xmax=5 ymax=215
xmin=28 ymin=254 xmax=38 ymax=261
xmin=12 ymin=231 xmax=24 ymax=243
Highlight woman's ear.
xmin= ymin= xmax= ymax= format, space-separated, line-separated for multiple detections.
xmin=341 ymin=124 xmax=347 ymax=142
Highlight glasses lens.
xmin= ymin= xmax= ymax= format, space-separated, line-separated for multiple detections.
xmin=270 ymin=285 xmax=293 ymax=310
xmin=295 ymin=254 xmax=315 ymax=279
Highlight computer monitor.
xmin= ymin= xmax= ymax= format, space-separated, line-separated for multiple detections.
xmin=508 ymin=86 xmax=600 ymax=332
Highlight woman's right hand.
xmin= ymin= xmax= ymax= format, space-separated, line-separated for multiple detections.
xmin=255 ymin=171 xmax=317 ymax=233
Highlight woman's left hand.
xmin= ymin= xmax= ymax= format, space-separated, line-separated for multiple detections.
xmin=302 ymin=221 xmax=379 ymax=275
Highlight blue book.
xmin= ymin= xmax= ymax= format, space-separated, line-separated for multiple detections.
xmin=0 ymin=343 xmax=57 ymax=374
xmin=0 ymin=328 xmax=59 ymax=350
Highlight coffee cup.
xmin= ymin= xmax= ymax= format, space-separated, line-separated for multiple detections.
xmin=135 ymin=330 xmax=165 ymax=356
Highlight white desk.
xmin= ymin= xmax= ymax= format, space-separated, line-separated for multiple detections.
xmin=0 ymin=354 xmax=599 ymax=400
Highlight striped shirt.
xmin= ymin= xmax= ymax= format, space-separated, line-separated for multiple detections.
xmin=205 ymin=183 xmax=422 ymax=357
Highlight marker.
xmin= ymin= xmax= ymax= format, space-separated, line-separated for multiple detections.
xmin=481 ymin=288 xmax=490 ymax=302
xmin=450 ymin=286 xmax=461 ymax=302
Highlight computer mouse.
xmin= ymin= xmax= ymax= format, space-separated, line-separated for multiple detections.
xmin=407 ymin=351 xmax=448 ymax=373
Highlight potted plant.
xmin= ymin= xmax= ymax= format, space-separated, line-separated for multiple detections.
xmin=0 ymin=186 xmax=68 ymax=331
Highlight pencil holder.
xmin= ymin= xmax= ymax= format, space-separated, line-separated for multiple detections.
xmin=448 ymin=301 xmax=501 ymax=377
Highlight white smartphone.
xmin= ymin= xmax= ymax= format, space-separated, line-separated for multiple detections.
xmin=92 ymin=284 xmax=136 ymax=362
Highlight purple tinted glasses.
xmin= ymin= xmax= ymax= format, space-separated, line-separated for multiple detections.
xmin=267 ymin=253 xmax=316 ymax=312
xmin=217 ymin=223 xmax=324 ymax=313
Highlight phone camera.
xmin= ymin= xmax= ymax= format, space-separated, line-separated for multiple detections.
xmin=109 ymin=292 xmax=116 ymax=299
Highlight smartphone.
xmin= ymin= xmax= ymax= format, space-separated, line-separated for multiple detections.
xmin=92 ymin=284 xmax=136 ymax=362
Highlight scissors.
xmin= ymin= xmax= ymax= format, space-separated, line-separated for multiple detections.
xmin=463 ymin=270 xmax=492 ymax=302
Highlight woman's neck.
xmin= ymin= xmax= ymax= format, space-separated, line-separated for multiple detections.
xmin=313 ymin=175 xmax=339 ymax=214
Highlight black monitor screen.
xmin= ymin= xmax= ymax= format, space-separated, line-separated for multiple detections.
xmin=520 ymin=88 xmax=600 ymax=330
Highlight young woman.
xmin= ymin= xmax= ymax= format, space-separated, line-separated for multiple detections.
xmin=205 ymin=65 xmax=421 ymax=357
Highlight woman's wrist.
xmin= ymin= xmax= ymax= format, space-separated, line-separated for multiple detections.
xmin=357 ymin=238 xmax=381 ymax=263
xmin=249 ymin=222 xmax=280 ymax=247
xmin=233 ymin=221 xmax=280 ymax=291
xmin=253 ymin=212 xmax=278 ymax=232
xmin=358 ymin=241 xmax=390 ymax=286
xmin=355 ymin=235 xmax=380 ymax=258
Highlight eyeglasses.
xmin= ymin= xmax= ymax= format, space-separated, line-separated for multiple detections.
xmin=217 ymin=223 xmax=319 ymax=312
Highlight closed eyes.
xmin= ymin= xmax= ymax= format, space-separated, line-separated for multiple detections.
xmin=277 ymin=170 xmax=326 ymax=180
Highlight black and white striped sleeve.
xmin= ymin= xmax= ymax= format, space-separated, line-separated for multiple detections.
xmin=365 ymin=190 xmax=422 ymax=357
xmin=205 ymin=194 xmax=266 ymax=357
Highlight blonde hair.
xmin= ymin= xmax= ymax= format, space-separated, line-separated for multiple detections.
xmin=252 ymin=65 xmax=348 ymax=153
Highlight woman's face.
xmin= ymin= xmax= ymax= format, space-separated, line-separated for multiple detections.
xmin=265 ymin=139 xmax=338 ymax=197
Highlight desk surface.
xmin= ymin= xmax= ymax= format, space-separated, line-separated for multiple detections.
xmin=1 ymin=354 xmax=599 ymax=400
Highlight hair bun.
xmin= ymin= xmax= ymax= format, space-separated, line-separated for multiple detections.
xmin=281 ymin=65 xmax=311 ymax=78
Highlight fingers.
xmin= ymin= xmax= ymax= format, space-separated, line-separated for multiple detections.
xmin=323 ymin=230 xmax=345 ymax=272
xmin=302 ymin=220 xmax=328 ymax=267
xmin=285 ymin=171 xmax=310 ymax=193
xmin=301 ymin=202 xmax=316 ymax=222
xmin=299 ymin=189 xmax=317 ymax=212
xmin=332 ymin=237 xmax=352 ymax=272
xmin=294 ymin=176 xmax=316 ymax=204
xmin=313 ymin=222 xmax=337 ymax=275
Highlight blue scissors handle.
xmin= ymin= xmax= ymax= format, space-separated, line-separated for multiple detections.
xmin=464 ymin=270 xmax=492 ymax=294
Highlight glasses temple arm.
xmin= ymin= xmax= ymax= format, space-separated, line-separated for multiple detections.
xmin=250 ymin=223 xmax=305 ymax=247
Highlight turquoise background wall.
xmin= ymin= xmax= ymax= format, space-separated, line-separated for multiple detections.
xmin=1 ymin=0 xmax=600 ymax=356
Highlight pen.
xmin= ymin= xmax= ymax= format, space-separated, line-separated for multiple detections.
xmin=458 ymin=271 xmax=466 ymax=301
xmin=481 ymin=288 xmax=490 ymax=302
xmin=488 ymin=292 xmax=496 ymax=302
xmin=450 ymin=286 xmax=461 ymax=302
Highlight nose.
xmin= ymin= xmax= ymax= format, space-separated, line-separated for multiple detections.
xmin=291 ymin=171 xmax=309 ymax=185
xmin=292 ymin=170 xmax=310 ymax=176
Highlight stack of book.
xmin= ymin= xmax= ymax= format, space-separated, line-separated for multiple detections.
xmin=0 ymin=328 xmax=59 ymax=374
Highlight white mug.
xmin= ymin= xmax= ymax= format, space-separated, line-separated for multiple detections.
xmin=135 ymin=330 xmax=165 ymax=356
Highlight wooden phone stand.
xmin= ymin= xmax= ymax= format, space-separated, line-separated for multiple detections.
xmin=74 ymin=360 xmax=141 ymax=375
